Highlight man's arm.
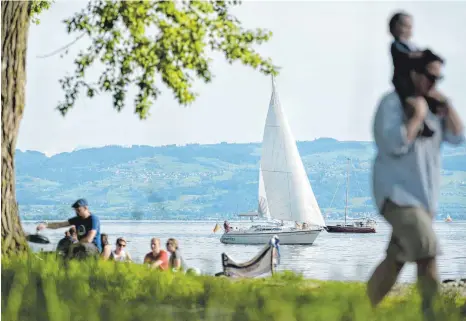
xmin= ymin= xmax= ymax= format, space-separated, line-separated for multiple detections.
xmin=428 ymin=90 xmax=465 ymax=144
xmin=150 ymin=260 xmax=164 ymax=269
xmin=149 ymin=251 xmax=167 ymax=269
xmin=37 ymin=221 xmax=70 ymax=230
xmin=373 ymin=95 xmax=427 ymax=155
xmin=442 ymin=106 xmax=465 ymax=145
xmin=391 ymin=42 xmax=423 ymax=61
xmin=81 ymin=229 xmax=97 ymax=243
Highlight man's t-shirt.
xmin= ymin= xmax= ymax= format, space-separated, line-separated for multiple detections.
xmin=144 ymin=250 xmax=169 ymax=270
xmin=68 ymin=214 xmax=102 ymax=252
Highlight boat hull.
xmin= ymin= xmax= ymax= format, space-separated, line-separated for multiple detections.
xmin=325 ymin=225 xmax=376 ymax=233
xmin=220 ymin=228 xmax=322 ymax=245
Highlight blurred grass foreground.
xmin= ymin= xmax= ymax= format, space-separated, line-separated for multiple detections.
xmin=2 ymin=254 xmax=465 ymax=321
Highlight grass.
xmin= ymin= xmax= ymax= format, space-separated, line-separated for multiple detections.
xmin=2 ymin=254 xmax=465 ymax=321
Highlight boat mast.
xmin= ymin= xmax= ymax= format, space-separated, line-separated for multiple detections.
xmin=345 ymin=158 xmax=350 ymax=226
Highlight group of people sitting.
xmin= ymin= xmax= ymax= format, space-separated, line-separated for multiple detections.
xmin=100 ymin=235 xmax=187 ymax=271
xmin=38 ymin=198 xmax=188 ymax=272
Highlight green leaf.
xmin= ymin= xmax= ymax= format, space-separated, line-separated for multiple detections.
xmin=58 ymin=0 xmax=279 ymax=119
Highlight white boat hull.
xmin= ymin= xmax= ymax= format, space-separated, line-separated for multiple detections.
xmin=220 ymin=228 xmax=322 ymax=245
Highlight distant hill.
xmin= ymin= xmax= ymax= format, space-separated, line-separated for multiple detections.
xmin=16 ymin=138 xmax=466 ymax=221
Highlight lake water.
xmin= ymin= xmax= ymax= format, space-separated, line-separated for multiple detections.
xmin=22 ymin=220 xmax=466 ymax=283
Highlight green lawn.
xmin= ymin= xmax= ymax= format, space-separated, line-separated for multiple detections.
xmin=2 ymin=255 xmax=464 ymax=321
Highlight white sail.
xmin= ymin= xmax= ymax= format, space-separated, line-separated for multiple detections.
xmin=260 ymin=77 xmax=326 ymax=227
xmin=257 ymin=168 xmax=271 ymax=219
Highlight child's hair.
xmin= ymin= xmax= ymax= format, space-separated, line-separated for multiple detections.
xmin=389 ymin=11 xmax=410 ymax=37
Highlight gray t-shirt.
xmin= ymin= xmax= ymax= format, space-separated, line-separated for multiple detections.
xmin=169 ymin=250 xmax=188 ymax=270
xmin=372 ymin=91 xmax=464 ymax=216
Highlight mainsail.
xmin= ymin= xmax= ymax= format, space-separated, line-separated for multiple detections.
xmin=260 ymin=77 xmax=326 ymax=227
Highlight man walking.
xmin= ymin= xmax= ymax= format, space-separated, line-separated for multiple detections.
xmin=367 ymin=50 xmax=464 ymax=320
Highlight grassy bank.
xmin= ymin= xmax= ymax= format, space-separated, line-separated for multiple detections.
xmin=1 ymin=255 xmax=464 ymax=321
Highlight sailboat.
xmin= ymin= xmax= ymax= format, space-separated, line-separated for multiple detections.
xmin=445 ymin=215 xmax=453 ymax=223
xmin=236 ymin=170 xmax=271 ymax=223
xmin=220 ymin=77 xmax=326 ymax=245
xmin=325 ymin=158 xmax=376 ymax=233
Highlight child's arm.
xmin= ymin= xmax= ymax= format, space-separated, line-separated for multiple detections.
xmin=391 ymin=41 xmax=423 ymax=59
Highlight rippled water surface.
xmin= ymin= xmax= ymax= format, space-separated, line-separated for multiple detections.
xmin=23 ymin=220 xmax=466 ymax=282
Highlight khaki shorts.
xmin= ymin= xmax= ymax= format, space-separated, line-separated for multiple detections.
xmin=382 ymin=199 xmax=438 ymax=263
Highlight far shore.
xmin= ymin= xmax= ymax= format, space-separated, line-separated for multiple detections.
xmin=21 ymin=219 xmax=466 ymax=223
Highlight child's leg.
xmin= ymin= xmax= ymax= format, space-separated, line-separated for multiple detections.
xmin=404 ymin=96 xmax=434 ymax=138
xmin=394 ymin=75 xmax=434 ymax=137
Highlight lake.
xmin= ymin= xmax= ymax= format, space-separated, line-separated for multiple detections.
xmin=22 ymin=220 xmax=466 ymax=282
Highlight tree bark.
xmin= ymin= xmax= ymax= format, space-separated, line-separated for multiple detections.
xmin=1 ymin=1 xmax=31 ymax=255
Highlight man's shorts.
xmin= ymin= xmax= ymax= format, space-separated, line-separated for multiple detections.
xmin=382 ymin=199 xmax=438 ymax=263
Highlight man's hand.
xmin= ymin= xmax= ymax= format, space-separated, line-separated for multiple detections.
xmin=428 ymin=88 xmax=447 ymax=103
xmin=427 ymin=89 xmax=449 ymax=116
xmin=36 ymin=222 xmax=47 ymax=231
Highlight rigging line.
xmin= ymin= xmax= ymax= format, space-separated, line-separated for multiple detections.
xmin=36 ymin=32 xmax=86 ymax=59
xmin=326 ymin=177 xmax=343 ymax=212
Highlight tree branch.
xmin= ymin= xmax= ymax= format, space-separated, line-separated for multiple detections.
xmin=36 ymin=32 xmax=85 ymax=59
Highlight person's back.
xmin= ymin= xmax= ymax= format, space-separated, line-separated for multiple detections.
xmin=56 ymin=235 xmax=73 ymax=255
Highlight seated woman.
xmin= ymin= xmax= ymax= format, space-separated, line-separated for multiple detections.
xmin=110 ymin=237 xmax=132 ymax=262
xmin=100 ymin=234 xmax=112 ymax=260
xmin=166 ymin=238 xmax=188 ymax=272
xmin=143 ymin=237 xmax=169 ymax=270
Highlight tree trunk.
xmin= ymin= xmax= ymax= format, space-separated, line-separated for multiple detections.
xmin=1 ymin=1 xmax=31 ymax=255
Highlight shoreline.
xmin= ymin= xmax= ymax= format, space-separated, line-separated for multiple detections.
xmin=21 ymin=219 xmax=466 ymax=223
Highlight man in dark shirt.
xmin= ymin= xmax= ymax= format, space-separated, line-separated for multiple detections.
xmin=37 ymin=198 xmax=102 ymax=257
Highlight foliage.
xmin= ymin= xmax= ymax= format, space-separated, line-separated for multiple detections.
xmin=2 ymin=255 xmax=464 ymax=321
xmin=29 ymin=0 xmax=54 ymax=24
xmin=58 ymin=0 xmax=278 ymax=119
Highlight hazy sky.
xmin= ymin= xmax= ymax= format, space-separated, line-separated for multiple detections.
xmin=18 ymin=1 xmax=466 ymax=155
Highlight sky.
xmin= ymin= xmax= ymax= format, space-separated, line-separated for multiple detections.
xmin=18 ymin=1 xmax=466 ymax=155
